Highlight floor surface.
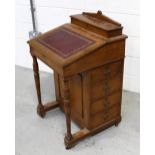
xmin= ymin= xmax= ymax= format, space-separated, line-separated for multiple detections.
xmin=15 ymin=66 xmax=140 ymax=155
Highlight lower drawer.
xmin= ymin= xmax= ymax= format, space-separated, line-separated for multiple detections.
xmin=91 ymin=91 xmax=122 ymax=115
xmin=90 ymin=105 xmax=120 ymax=129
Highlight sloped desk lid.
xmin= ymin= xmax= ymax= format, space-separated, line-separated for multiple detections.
xmin=28 ymin=24 xmax=106 ymax=66
xmin=37 ymin=27 xmax=94 ymax=58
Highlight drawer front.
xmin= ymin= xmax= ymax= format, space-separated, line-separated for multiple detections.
xmin=91 ymin=91 xmax=122 ymax=115
xmin=90 ymin=61 xmax=123 ymax=101
xmin=91 ymin=60 xmax=122 ymax=82
xmin=91 ymin=105 xmax=120 ymax=129
xmin=88 ymin=61 xmax=123 ymax=129
xmin=90 ymin=91 xmax=122 ymax=128
xmin=91 ymin=73 xmax=122 ymax=101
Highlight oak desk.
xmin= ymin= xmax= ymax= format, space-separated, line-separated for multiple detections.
xmin=27 ymin=11 xmax=127 ymax=149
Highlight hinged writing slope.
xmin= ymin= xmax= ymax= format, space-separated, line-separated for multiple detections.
xmin=27 ymin=10 xmax=127 ymax=149
xmin=28 ymin=23 xmax=106 ymax=74
xmin=37 ymin=28 xmax=95 ymax=58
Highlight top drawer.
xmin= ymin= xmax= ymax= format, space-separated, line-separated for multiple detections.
xmin=91 ymin=60 xmax=123 ymax=82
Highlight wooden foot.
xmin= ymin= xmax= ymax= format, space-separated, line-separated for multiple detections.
xmin=115 ymin=116 xmax=122 ymax=127
xmin=64 ymin=128 xmax=90 ymax=149
xmin=64 ymin=135 xmax=76 ymax=149
xmin=37 ymin=101 xmax=59 ymax=118
xmin=37 ymin=104 xmax=46 ymax=118
xmin=64 ymin=117 xmax=122 ymax=149
xmin=115 ymin=122 xmax=119 ymax=127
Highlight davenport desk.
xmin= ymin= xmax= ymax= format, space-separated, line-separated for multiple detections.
xmin=27 ymin=11 xmax=127 ymax=149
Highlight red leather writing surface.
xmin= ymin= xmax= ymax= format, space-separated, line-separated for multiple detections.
xmin=37 ymin=28 xmax=94 ymax=58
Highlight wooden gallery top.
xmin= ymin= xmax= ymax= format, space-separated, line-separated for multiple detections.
xmin=27 ymin=10 xmax=127 ymax=149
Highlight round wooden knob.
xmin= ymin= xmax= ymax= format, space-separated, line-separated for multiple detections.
xmin=97 ymin=10 xmax=102 ymax=15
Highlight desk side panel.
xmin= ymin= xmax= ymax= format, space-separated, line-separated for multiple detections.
xmin=58 ymin=74 xmax=85 ymax=128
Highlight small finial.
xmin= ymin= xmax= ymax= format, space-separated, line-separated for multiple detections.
xmin=97 ymin=10 xmax=102 ymax=15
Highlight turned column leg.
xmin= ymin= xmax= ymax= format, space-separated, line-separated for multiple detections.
xmin=63 ymin=79 xmax=73 ymax=149
xmin=32 ymin=55 xmax=45 ymax=118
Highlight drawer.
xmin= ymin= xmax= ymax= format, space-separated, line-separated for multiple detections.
xmin=91 ymin=61 xmax=123 ymax=83
xmin=89 ymin=61 xmax=123 ymax=101
xmin=90 ymin=105 xmax=120 ymax=129
xmin=90 ymin=91 xmax=122 ymax=115
xmin=91 ymin=72 xmax=122 ymax=101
